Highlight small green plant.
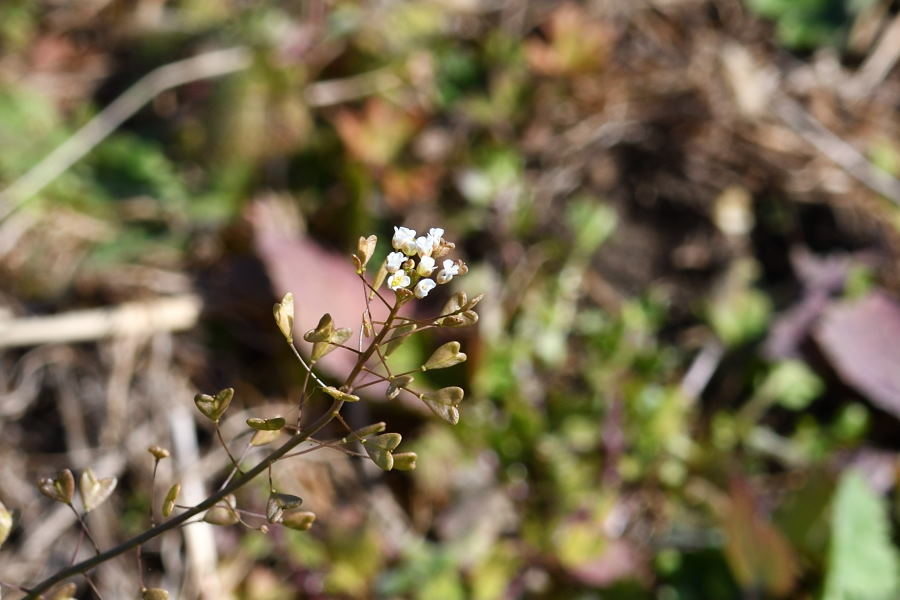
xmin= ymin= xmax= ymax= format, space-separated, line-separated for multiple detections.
xmin=2 ymin=226 xmax=478 ymax=599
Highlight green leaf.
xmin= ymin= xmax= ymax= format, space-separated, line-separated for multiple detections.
xmin=823 ymin=471 xmax=899 ymax=600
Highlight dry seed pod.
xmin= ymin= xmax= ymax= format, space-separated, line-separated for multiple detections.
xmin=194 ymin=388 xmax=233 ymax=423
xmin=148 ymin=446 xmax=170 ymax=460
xmin=356 ymin=235 xmax=377 ymax=272
xmin=162 ymin=484 xmax=181 ymax=518
xmin=273 ymin=292 xmax=295 ymax=343
xmin=422 ymin=341 xmax=467 ymax=371
xmin=39 ymin=469 xmax=75 ymax=504
xmin=392 ymin=452 xmax=418 ymax=471
xmin=267 ymin=492 xmax=303 ymax=523
xmin=387 ymin=375 xmax=414 ymax=400
xmin=247 ymin=416 xmax=286 ymax=431
xmin=363 ymin=433 xmax=402 ymax=471
xmin=437 ymin=311 xmax=478 ymax=327
xmin=303 ymin=313 xmax=334 ymax=343
xmin=323 ymin=386 xmax=360 ymax=402
xmin=441 ymin=291 xmax=467 ymax=316
xmin=79 ymin=469 xmax=117 ymax=513
xmin=0 ymin=500 xmax=11 ymax=550
xmin=420 ymin=387 xmax=464 ymax=425
xmin=465 ymin=293 xmax=485 ymax=310
xmin=282 ymin=510 xmax=316 ymax=531
xmin=141 ymin=588 xmax=170 ymax=600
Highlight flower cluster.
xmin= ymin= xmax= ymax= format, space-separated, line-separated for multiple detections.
xmin=385 ymin=226 xmax=466 ymax=298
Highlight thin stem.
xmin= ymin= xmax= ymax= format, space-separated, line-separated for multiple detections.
xmin=69 ymin=528 xmax=85 ymax=566
xmin=297 ymin=367 xmax=313 ymax=426
xmin=23 ymin=300 xmax=403 ymax=599
xmin=215 ymin=425 xmax=243 ymax=476
xmin=83 ymin=572 xmax=103 ymax=599
xmin=288 ymin=343 xmax=328 ymax=389
xmin=23 ymin=398 xmax=344 ymax=599
xmin=218 ymin=441 xmax=252 ymax=492
xmin=67 ymin=504 xmax=101 ymax=555
xmin=0 ymin=581 xmax=34 ymax=594
xmin=358 ymin=272 xmax=392 ymax=311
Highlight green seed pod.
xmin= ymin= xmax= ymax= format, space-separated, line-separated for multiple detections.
xmin=392 ymin=452 xmax=418 ymax=471
xmin=194 ymin=388 xmax=234 ymax=423
xmin=344 ymin=422 xmax=386 ymax=442
xmin=303 ymin=313 xmax=334 ymax=343
xmin=141 ymin=588 xmax=171 ymax=600
xmin=363 ymin=433 xmax=402 ymax=471
xmin=246 ymin=416 xmax=286 ymax=431
xmin=203 ymin=505 xmax=239 ymax=527
xmin=420 ymin=387 xmax=464 ymax=425
xmin=162 ymin=484 xmax=181 ymax=518
xmin=282 ymin=510 xmax=316 ymax=531
xmin=250 ymin=429 xmax=281 ymax=446
xmin=422 ymin=341 xmax=467 ymax=371
xmin=311 ymin=327 xmax=353 ymax=361
xmin=39 ymin=469 xmax=75 ymax=504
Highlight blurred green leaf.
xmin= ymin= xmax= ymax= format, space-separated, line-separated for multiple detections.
xmin=823 ymin=471 xmax=899 ymax=600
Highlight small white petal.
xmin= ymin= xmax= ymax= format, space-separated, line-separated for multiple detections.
xmin=428 ymin=228 xmax=444 ymax=242
xmin=436 ymin=270 xmax=453 ymax=285
xmin=415 ymin=236 xmax=433 ymax=257
xmin=387 ymin=272 xmax=411 ymax=291
xmin=401 ymin=238 xmax=418 ymax=256
xmin=392 ymin=226 xmax=416 ymax=251
xmin=386 ymin=252 xmax=405 ymax=273
xmin=417 ymin=256 xmax=436 ymax=276
xmin=414 ymin=278 xmax=436 ymax=299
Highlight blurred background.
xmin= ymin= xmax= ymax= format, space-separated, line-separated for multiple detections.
xmin=2 ymin=0 xmax=900 ymax=598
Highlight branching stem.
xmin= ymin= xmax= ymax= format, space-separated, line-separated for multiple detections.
xmin=23 ymin=299 xmax=402 ymax=598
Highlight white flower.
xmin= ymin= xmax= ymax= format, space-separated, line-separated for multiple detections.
xmin=392 ymin=227 xmax=416 ymax=252
xmin=414 ymin=278 xmax=436 ymax=299
xmin=428 ymin=228 xmax=444 ymax=244
xmin=417 ymin=255 xmax=436 ymax=276
xmin=415 ymin=235 xmax=434 ymax=257
xmin=436 ymin=259 xmax=460 ymax=284
xmin=386 ymin=251 xmax=405 ymax=274
xmin=387 ymin=271 xmax=411 ymax=291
